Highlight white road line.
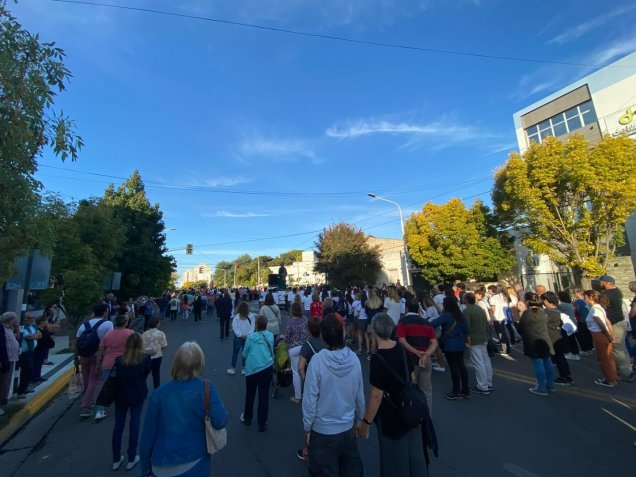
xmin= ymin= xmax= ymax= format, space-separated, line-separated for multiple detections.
xmin=503 ymin=463 xmax=542 ymax=477
xmin=611 ymin=397 xmax=632 ymax=410
xmin=601 ymin=408 xmax=636 ymax=432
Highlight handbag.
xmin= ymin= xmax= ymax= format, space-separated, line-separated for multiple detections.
xmin=204 ymin=379 xmax=227 ymax=454
xmin=95 ymin=368 xmax=118 ymax=407
xmin=67 ymin=365 xmax=84 ymax=400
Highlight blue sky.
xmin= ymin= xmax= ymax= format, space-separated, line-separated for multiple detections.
xmin=14 ymin=0 xmax=636 ymax=276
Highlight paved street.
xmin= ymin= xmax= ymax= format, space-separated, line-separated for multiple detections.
xmin=2 ymin=305 xmax=634 ymax=477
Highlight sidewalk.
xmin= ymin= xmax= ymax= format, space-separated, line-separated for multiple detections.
xmin=0 ymin=335 xmax=75 ymax=446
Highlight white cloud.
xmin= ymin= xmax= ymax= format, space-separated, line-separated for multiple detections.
xmin=547 ymin=5 xmax=636 ymax=45
xmin=238 ymin=133 xmax=320 ymax=164
xmin=326 ymin=115 xmax=497 ymax=150
xmin=484 ymin=142 xmax=518 ymax=156
xmin=511 ymin=33 xmax=636 ymax=101
xmin=209 ymin=210 xmax=270 ymax=218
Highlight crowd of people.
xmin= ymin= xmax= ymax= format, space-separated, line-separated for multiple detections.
xmin=1 ymin=274 xmax=635 ymax=476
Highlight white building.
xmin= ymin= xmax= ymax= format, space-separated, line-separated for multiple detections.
xmin=269 ymin=238 xmax=409 ymax=287
xmin=512 ymin=51 xmax=636 ymax=290
xmin=181 ymin=262 xmax=213 ymax=286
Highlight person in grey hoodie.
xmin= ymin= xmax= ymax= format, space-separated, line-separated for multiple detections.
xmin=302 ymin=313 xmax=365 ymax=477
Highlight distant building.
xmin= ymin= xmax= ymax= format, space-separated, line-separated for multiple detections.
xmin=512 ymin=51 xmax=636 ymax=291
xmin=181 ymin=262 xmax=213 ymax=286
xmin=269 ymin=237 xmax=409 ymax=287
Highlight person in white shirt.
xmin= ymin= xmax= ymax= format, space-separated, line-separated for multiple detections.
xmin=142 ymin=317 xmax=168 ymax=389
xmin=382 ymin=286 xmax=402 ymax=326
xmin=487 ymin=285 xmax=514 ymax=359
xmin=301 ymin=289 xmax=313 ymax=318
xmin=227 ymin=302 xmax=255 ymax=376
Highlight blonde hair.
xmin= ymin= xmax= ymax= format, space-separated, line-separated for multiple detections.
xmin=122 ymin=333 xmax=145 ymax=366
xmin=171 ymin=341 xmax=205 ymax=381
xmin=387 ymin=286 xmax=400 ymax=302
xmin=367 ymin=290 xmax=382 ymax=309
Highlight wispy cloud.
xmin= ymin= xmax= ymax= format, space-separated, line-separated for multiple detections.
xmin=511 ymin=33 xmax=636 ymax=101
xmin=238 ymin=133 xmax=320 ymax=164
xmin=326 ymin=115 xmax=497 ymax=150
xmin=547 ymin=5 xmax=636 ymax=45
xmin=484 ymin=142 xmax=518 ymax=156
xmin=208 ymin=210 xmax=270 ymax=218
xmin=151 ymin=173 xmax=250 ymax=188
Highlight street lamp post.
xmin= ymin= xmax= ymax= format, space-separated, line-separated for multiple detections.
xmin=368 ymin=193 xmax=411 ymax=288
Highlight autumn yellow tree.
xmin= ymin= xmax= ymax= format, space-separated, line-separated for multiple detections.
xmin=492 ymin=134 xmax=636 ymax=284
xmin=405 ymin=199 xmax=515 ymax=283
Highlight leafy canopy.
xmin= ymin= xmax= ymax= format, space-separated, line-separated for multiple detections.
xmin=315 ymin=223 xmax=382 ymax=288
xmin=492 ymin=134 xmax=636 ymax=278
xmin=0 ymin=5 xmax=82 ymax=280
xmin=405 ymin=198 xmax=515 ymax=283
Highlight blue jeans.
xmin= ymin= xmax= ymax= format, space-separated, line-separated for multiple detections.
xmin=531 ymin=357 xmax=554 ymax=391
xmin=231 ymin=335 xmax=245 ymax=368
xmin=112 ymin=402 xmax=143 ymax=462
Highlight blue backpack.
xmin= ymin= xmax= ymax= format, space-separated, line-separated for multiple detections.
xmin=76 ymin=319 xmax=107 ymax=357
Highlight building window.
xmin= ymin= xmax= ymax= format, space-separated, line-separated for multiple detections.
xmin=525 ymin=100 xmax=597 ymax=144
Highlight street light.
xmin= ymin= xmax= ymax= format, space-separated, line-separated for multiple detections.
xmin=368 ymin=193 xmax=411 ymax=287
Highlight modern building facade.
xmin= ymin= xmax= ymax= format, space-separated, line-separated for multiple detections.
xmin=181 ymin=262 xmax=213 ymax=286
xmin=512 ymin=51 xmax=636 ymax=290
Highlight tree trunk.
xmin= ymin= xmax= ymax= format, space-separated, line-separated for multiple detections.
xmin=570 ymin=266 xmax=591 ymax=289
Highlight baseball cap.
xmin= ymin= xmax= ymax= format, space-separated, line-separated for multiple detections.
xmin=597 ymin=275 xmax=615 ymax=284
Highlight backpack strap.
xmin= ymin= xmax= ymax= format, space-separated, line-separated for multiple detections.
xmin=93 ymin=319 xmax=107 ymax=331
xmin=374 ymin=345 xmax=409 ymax=385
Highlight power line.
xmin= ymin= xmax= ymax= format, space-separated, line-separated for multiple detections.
xmin=50 ymin=0 xmax=636 ymax=69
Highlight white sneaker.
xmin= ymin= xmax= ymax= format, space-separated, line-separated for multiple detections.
xmin=565 ymin=353 xmax=581 ymax=361
xmin=94 ymin=409 xmax=107 ymax=422
xmin=226 ymin=368 xmax=236 ymax=375
xmin=0 ymin=408 xmax=5 ymax=416
xmin=112 ymin=456 xmax=124 ymax=470
xmin=241 ymin=369 xmax=246 ymax=375
xmin=126 ymin=455 xmax=140 ymax=470
xmin=432 ymin=364 xmax=445 ymax=372
xmin=501 ymin=354 xmax=516 ymax=361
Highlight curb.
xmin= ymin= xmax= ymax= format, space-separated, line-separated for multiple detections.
xmin=0 ymin=363 xmax=75 ymax=446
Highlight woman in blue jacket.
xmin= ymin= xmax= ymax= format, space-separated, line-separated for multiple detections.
xmin=112 ymin=333 xmax=151 ymax=471
xmin=241 ymin=315 xmax=275 ymax=432
xmin=140 ymin=341 xmax=228 ymax=477
xmin=430 ymin=297 xmax=470 ymax=400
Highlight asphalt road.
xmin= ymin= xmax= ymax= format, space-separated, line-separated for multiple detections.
xmin=2 ymin=304 xmax=634 ymax=477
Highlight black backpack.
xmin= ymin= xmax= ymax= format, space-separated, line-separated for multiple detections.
xmin=76 ymin=319 xmax=107 ymax=357
xmin=375 ymin=345 xmax=430 ymax=428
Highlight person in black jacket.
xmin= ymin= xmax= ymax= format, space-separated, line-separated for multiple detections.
xmin=216 ymin=291 xmax=234 ymax=341
xmin=111 ymin=333 xmax=151 ymax=471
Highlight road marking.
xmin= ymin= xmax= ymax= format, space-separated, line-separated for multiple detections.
xmin=601 ymin=408 xmax=636 ymax=432
xmin=611 ymin=397 xmax=632 ymax=409
xmin=503 ymin=463 xmax=542 ymax=477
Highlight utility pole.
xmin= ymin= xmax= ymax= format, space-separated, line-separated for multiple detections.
xmin=257 ymin=256 xmax=260 ymax=287
xmin=233 ymin=263 xmax=238 ymax=288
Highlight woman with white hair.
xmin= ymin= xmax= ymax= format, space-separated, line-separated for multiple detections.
xmin=0 ymin=312 xmax=20 ymax=414
xmin=140 ymin=341 xmax=228 ymax=477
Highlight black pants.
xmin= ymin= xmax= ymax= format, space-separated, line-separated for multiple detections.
xmin=18 ymin=351 xmax=34 ymax=395
xmin=219 ymin=316 xmax=231 ymax=339
xmin=151 ymin=357 xmax=162 ymax=389
xmin=444 ymin=351 xmax=469 ymax=395
xmin=194 ymin=310 xmax=202 ymax=322
xmin=577 ymin=321 xmax=594 ymax=351
xmin=243 ymin=366 xmax=273 ymax=426
xmin=493 ymin=321 xmax=511 ymax=354
xmin=169 ymin=309 xmax=177 ymax=321
xmin=552 ymin=339 xmax=571 ymax=379
xmin=568 ymin=333 xmax=580 ymax=355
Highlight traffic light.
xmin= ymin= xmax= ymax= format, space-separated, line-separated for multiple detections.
xmin=186 ymin=244 xmax=193 ymax=255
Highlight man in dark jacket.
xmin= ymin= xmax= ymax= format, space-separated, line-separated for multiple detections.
xmin=216 ymin=291 xmax=234 ymax=340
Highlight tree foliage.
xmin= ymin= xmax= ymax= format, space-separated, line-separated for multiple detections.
xmin=405 ymin=198 xmax=515 ymax=283
xmin=0 ymin=5 xmax=82 ymax=280
xmin=209 ymin=249 xmax=303 ymax=288
xmin=37 ymin=197 xmax=125 ymax=327
xmin=103 ymin=171 xmax=175 ymax=298
xmin=315 ymin=223 xmax=381 ymax=288
xmin=492 ymin=135 xmax=636 ymax=280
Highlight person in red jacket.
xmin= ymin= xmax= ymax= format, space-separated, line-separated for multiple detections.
xmin=310 ymin=293 xmax=323 ymax=318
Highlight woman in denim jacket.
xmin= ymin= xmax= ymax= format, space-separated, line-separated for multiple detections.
xmin=430 ymin=297 xmax=471 ymax=400
xmin=140 ymin=342 xmax=228 ymax=477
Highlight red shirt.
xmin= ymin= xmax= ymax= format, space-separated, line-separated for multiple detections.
xmin=310 ymin=301 xmax=323 ymax=318
xmin=396 ymin=313 xmax=436 ymax=354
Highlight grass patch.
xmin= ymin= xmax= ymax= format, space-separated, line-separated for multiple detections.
xmin=55 ymin=348 xmax=72 ymax=354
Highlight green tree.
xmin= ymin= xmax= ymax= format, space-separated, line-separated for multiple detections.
xmin=103 ymin=171 xmax=175 ymax=298
xmin=213 ymin=261 xmax=233 ymax=288
xmin=38 ymin=197 xmax=125 ymax=328
xmin=405 ymin=198 xmax=515 ymax=283
xmin=492 ymin=135 xmax=636 ymax=284
xmin=315 ymin=223 xmax=381 ymax=288
xmin=274 ymin=249 xmax=302 ymax=265
xmin=0 ymin=4 xmax=82 ymax=280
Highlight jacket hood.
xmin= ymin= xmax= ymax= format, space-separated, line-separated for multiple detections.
xmin=321 ymin=347 xmax=356 ymax=377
